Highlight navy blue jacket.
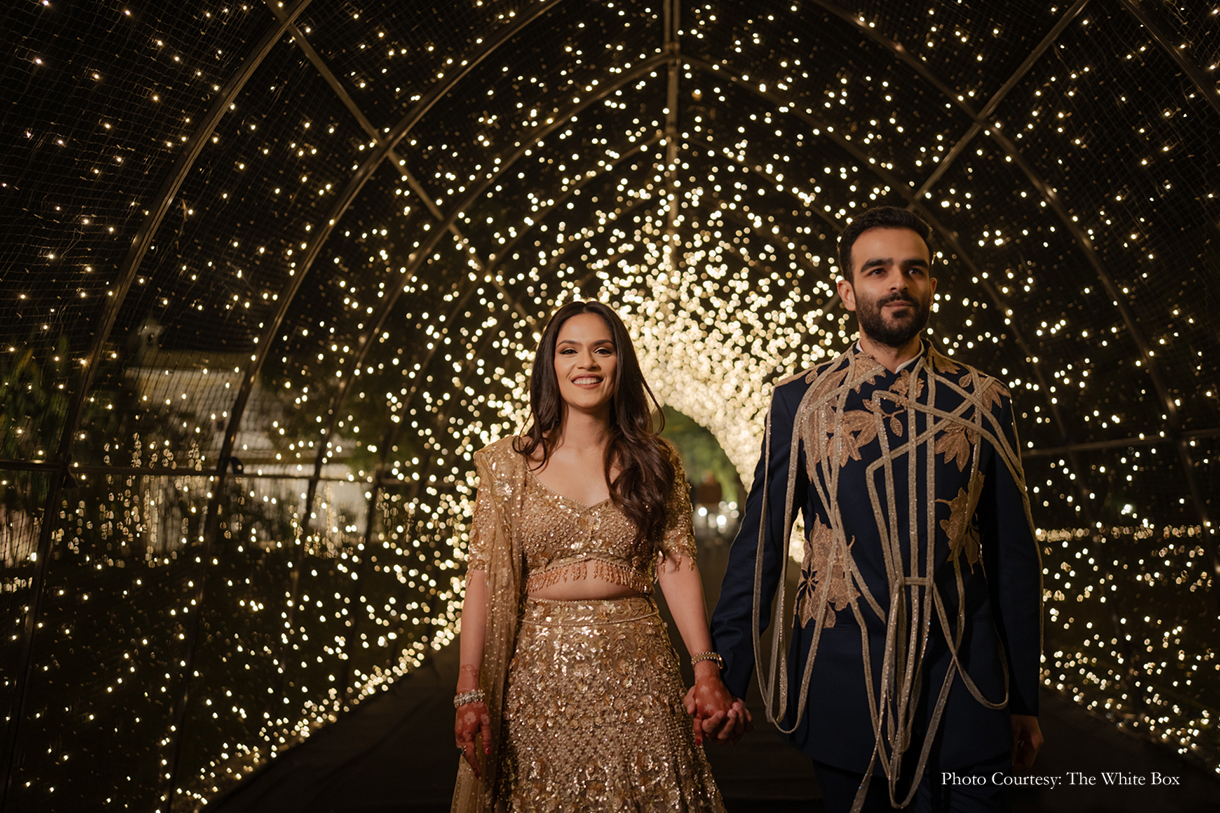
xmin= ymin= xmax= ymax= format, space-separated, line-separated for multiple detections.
xmin=711 ymin=343 xmax=1042 ymax=773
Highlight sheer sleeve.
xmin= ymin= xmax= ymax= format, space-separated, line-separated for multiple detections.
xmin=659 ymin=443 xmax=699 ymax=563
xmin=465 ymin=476 xmax=496 ymax=574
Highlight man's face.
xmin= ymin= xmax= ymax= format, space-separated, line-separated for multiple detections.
xmin=837 ymin=227 xmax=936 ymax=349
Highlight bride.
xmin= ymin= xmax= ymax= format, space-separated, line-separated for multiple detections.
xmin=451 ymin=300 xmax=747 ymax=812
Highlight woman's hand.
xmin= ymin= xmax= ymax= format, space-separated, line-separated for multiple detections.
xmin=688 ymin=664 xmax=751 ymax=742
xmin=691 ymin=676 xmax=732 ymax=746
xmin=454 ymin=700 xmax=492 ymax=777
xmin=687 ymin=662 xmax=751 ymax=745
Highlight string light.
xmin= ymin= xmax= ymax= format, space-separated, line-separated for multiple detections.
xmin=0 ymin=1 xmax=1216 ymax=809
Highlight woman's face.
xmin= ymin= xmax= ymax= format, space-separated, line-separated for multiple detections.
xmin=552 ymin=312 xmax=618 ymax=417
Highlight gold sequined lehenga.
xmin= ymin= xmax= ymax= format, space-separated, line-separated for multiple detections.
xmin=451 ymin=438 xmax=725 ymax=813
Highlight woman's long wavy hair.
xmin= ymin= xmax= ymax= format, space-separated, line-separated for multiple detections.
xmin=513 ymin=301 xmax=674 ymax=547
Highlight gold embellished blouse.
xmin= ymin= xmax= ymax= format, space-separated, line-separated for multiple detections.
xmin=467 ymin=437 xmax=698 ymax=595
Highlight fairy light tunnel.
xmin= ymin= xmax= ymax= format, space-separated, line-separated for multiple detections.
xmin=0 ymin=0 xmax=1217 ymax=809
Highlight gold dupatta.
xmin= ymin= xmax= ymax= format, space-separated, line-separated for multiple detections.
xmin=451 ymin=440 xmax=525 ymax=813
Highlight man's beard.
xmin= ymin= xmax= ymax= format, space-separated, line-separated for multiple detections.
xmin=855 ymin=290 xmax=931 ymax=348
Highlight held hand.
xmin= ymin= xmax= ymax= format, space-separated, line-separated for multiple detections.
xmin=703 ymin=695 xmax=752 ymax=745
xmin=693 ymin=673 xmax=733 ymax=746
xmin=684 ymin=684 xmax=701 ymax=744
xmin=685 ymin=675 xmax=751 ymax=746
xmin=683 ymin=684 xmax=718 ymax=747
xmin=1010 ymin=714 xmax=1044 ymax=773
xmin=684 ymin=683 xmax=713 ymax=747
xmin=454 ymin=701 xmax=492 ymax=777
xmin=717 ymin=696 xmax=753 ymax=744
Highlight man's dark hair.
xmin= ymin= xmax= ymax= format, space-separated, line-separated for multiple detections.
xmin=837 ymin=206 xmax=933 ymax=281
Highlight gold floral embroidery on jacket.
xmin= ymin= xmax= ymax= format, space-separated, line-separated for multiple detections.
xmin=935 ymin=424 xmax=977 ymax=472
xmin=800 ymin=359 xmax=888 ymax=470
xmin=887 ymin=368 xmax=924 ymax=406
xmin=846 ymin=353 xmax=886 ymax=392
xmin=978 ymin=378 xmax=1008 ymax=414
xmin=797 ymin=517 xmax=858 ymax=628
xmin=801 ymin=352 xmax=884 ymax=399
xmin=864 ymin=394 xmax=906 ymax=438
xmin=825 ymin=409 xmax=880 ymax=466
xmin=931 ymin=353 xmax=961 ymax=376
xmin=937 ymin=476 xmax=985 ymax=571
xmin=754 ymin=344 xmax=1038 ymax=811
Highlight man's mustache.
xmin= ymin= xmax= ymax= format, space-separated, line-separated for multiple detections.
xmin=879 ymin=293 xmax=917 ymax=307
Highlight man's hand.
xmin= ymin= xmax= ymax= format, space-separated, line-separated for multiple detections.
xmin=1011 ymin=714 xmax=1043 ymax=773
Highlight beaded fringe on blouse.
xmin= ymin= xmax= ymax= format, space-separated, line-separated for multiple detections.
xmin=523 ymin=557 xmax=652 ymax=595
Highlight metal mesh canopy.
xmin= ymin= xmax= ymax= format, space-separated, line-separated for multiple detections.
xmin=1 ymin=0 xmax=1217 ymax=809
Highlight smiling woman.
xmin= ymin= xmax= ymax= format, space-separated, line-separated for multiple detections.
xmin=450 ymin=300 xmax=746 ymax=812
xmin=1 ymin=1 xmax=1218 ymax=808
xmin=552 ymin=312 xmax=619 ymax=429
xmin=519 ymin=301 xmax=669 ymax=544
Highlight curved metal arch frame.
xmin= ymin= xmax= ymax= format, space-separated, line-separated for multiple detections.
xmin=792 ymin=2 xmax=1214 ymax=568
xmin=373 ymin=149 xmax=666 ymax=454
xmin=363 ymin=8 xmax=1220 ymax=715
xmin=295 ymin=54 xmax=673 ymax=529
xmin=1112 ymin=0 xmax=1219 ymax=584
xmin=388 ymin=186 xmax=833 ymax=466
xmin=8 ymin=5 xmax=1213 ymax=806
xmin=1116 ymin=0 xmax=1220 ymax=120
xmin=263 ymin=0 xmax=538 ymax=329
xmin=275 ymin=2 xmax=1211 ymax=621
xmin=0 ymin=2 xmax=319 ymax=807
xmin=165 ymin=0 xmax=580 ymax=742
xmin=377 ymin=121 xmax=858 ymax=463
xmin=217 ymin=0 xmax=574 ymax=547
xmin=681 ymin=56 xmax=1074 ymax=447
xmin=910 ymin=0 xmax=1091 ymax=200
xmin=965 ymin=78 xmax=1217 ymax=588
xmin=164 ymin=2 xmax=589 ymax=799
xmin=740 ymin=0 xmax=1182 ymax=428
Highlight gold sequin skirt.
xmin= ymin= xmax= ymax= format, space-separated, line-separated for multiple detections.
xmin=498 ymin=596 xmax=726 ymax=812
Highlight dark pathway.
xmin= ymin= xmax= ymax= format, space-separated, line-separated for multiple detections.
xmin=212 ymin=537 xmax=1220 ymax=813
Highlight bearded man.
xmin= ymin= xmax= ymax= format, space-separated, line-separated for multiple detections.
xmin=710 ymin=206 xmax=1044 ymax=812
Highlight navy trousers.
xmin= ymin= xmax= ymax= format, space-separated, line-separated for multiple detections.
xmin=813 ymin=749 xmax=1013 ymax=812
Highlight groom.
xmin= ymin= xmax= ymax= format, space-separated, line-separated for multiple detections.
xmin=709 ymin=206 xmax=1043 ymax=811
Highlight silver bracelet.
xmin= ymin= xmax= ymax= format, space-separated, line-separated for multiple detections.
xmin=691 ymin=650 xmax=724 ymax=669
xmin=453 ymin=689 xmax=486 ymax=708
